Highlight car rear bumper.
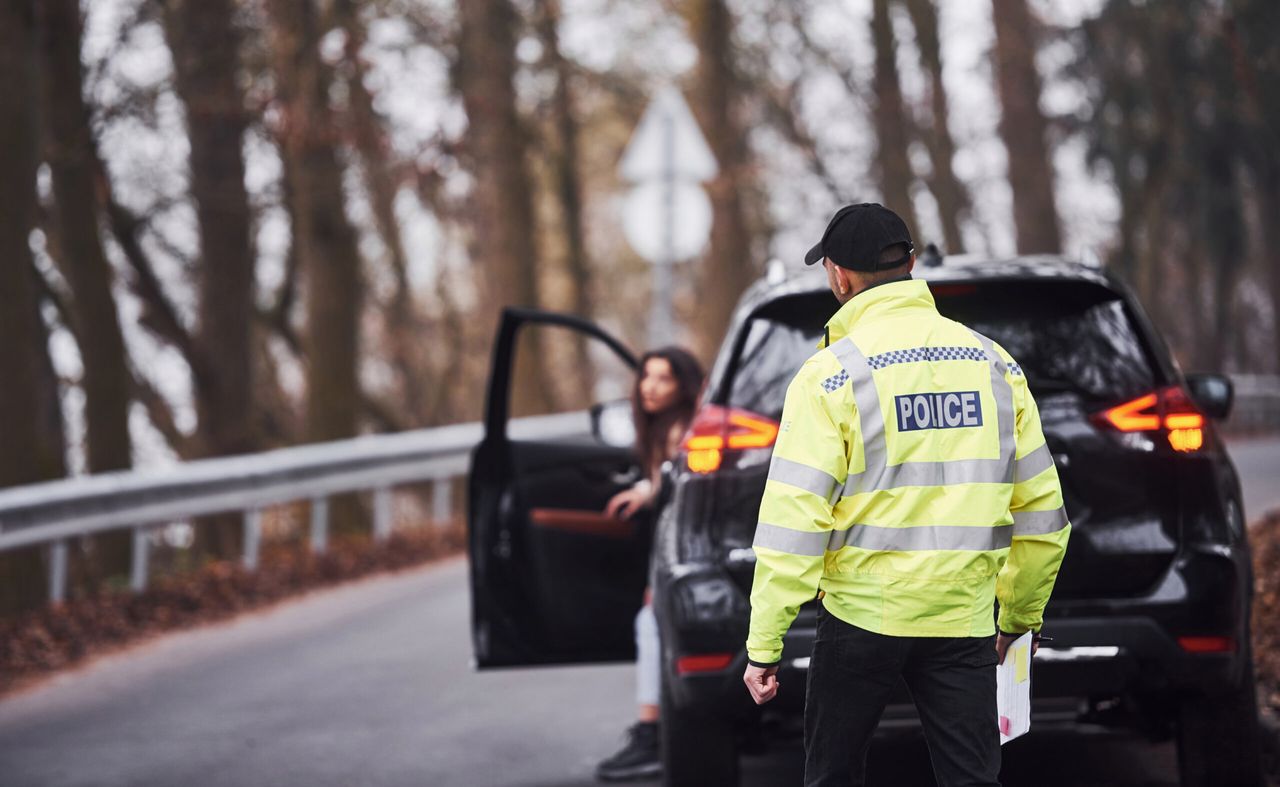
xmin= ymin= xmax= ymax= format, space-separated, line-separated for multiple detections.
xmin=657 ymin=541 xmax=1252 ymax=718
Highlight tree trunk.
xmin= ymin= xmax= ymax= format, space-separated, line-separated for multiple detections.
xmin=334 ymin=0 xmax=428 ymax=427
xmin=534 ymin=0 xmax=594 ymax=404
xmin=685 ymin=0 xmax=756 ymax=363
xmin=37 ymin=0 xmax=134 ymax=585
xmin=25 ymin=264 xmax=69 ymax=491
xmin=0 ymin=0 xmax=63 ymax=614
xmin=1223 ymin=3 xmax=1280 ymax=371
xmin=163 ymin=0 xmax=256 ymax=459
xmin=161 ymin=0 xmax=257 ymax=556
xmin=902 ymin=0 xmax=967 ymax=252
xmin=991 ymin=0 xmax=1062 ymax=254
xmin=267 ymin=0 xmax=367 ymax=535
xmin=1201 ymin=149 xmax=1245 ymax=372
xmin=1260 ymin=167 xmax=1280 ymax=373
xmin=1103 ymin=64 xmax=1143 ymax=289
xmin=456 ymin=0 xmax=552 ymax=415
xmin=0 ymin=268 xmax=67 ymax=616
xmin=38 ymin=0 xmax=132 ymax=477
xmin=870 ymin=0 xmax=920 ymax=237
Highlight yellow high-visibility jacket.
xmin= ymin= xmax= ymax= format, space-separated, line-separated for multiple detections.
xmin=746 ymin=278 xmax=1070 ymax=666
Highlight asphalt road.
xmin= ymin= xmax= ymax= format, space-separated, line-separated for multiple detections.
xmin=0 ymin=558 xmax=1179 ymax=787
xmin=0 ymin=436 xmax=1275 ymax=787
xmin=1229 ymin=436 xmax=1280 ymax=522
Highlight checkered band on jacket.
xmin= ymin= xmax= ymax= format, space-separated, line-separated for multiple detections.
xmin=1008 ymin=362 xmax=1024 ymax=376
xmin=820 ymin=370 xmax=850 ymax=392
xmin=865 ymin=346 xmax=989 ymax=370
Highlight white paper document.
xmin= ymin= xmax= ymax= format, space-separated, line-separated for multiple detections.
xmin=996 ymin=631 xmax=1032 ymax=745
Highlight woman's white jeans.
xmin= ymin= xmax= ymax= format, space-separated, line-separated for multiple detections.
xmin=635 ymin=603 xmax=661 ymax=707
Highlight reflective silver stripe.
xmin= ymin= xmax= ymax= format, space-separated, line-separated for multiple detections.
xmin=752 ymin=522 xmax=830 ymax=556
xmin=756 ymin=520 xmax=1019 ymax=555
xmin=829 ymin=338 xmax=885 ymax=494
xmin=971 ymin=331 xmax=1017 ymax=483
xmin=768 ymin=455 xmax=842 ymax=505
xmin=854 ymin=458 xmax=1009 ymax=490
xmin=833 ymin=334 xmax=1017 ymax=495
xmin=829 ymin=523 xmax=1013 ymax=552
xmin=1011 ymin=507 xmax=1069 ymax=536
xmin=1014 ymin=443 xmax=1054 ymax=483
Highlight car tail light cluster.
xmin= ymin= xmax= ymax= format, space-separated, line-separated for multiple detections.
xmin=1177 ymin=635 xmax=1235 ymax=654
xmin=676 ymin=653 xmax=734 ymax=675
xmin=1092 ymin=385 xmax=1207 ymax=453
xmin=682 ymin=404 xmax=779 ymax=473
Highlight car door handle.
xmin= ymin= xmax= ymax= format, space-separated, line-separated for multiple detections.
xmin=530 ymin=508 xmax=636 ymax=539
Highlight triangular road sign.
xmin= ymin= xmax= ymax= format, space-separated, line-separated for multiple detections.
xmin=619 ymin=86 xmax=719 ymax=184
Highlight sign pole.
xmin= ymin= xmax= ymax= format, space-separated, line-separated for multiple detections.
xmin=619 ymin=85 xmax=717 ymax=350
xmin=650 ymin=112 xmax=677 ymax=347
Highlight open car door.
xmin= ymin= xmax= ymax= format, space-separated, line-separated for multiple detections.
xmin=469 ymin=308 xmax=652 ymax=668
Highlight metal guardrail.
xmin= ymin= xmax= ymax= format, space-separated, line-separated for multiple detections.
xmin=1226 ymin=374 xmax=1280 ymax=434
xmin=0 ymin=411 xmax=590 ymax=604
xmin=2 ymin=373 xmax=1277 ymax=607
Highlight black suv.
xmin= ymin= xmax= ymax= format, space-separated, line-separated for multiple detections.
xmin=467 ymin=256 xmax=1260 ymax=786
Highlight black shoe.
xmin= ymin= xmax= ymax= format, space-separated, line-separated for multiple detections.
xmin=596 ymin=721 xmax=661 ymax=782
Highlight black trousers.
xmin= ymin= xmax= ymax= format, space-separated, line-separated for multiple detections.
xmin=804 ymin=604 xmax=1001 ymax=787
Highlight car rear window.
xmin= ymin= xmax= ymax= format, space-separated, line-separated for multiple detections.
xmin=724 ymin=278 xmax=1160 ymax=417
xmin=725 ymin=317 xmax=825 ymax=418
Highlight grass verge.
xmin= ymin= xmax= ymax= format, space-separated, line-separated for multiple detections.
xmin=1252 ymin=510 xmax=1280 ymax=784
xmin=0 ymin=526 xmax=463 ymax=697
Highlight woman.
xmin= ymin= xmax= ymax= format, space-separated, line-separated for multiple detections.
xmin=596 ymin=346 xmax=704 ymax=782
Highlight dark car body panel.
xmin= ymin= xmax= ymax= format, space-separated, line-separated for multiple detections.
xmin=468 ymin=309 xmax=654 ymax=667
xmin=651 ymin=256 xmax=1252 ymax=731
xmin=467 ymin=256 xmax=1253 ymax=742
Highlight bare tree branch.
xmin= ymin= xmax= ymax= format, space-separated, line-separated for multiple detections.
xmin=129 ymin=363 xmax=194 ymax=458
xmin=101 ymin=189 xmax=196 ymax=361
xmin=756 ymin=78 xmax=847 ymax=202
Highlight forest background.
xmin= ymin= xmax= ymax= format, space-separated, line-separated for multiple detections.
xmin=2 ymin=0 xmax=1278 ymax=611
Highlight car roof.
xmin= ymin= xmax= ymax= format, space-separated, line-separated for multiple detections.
xmin=705 ymin=253 xmax=1156 ymax=400
xmin=739 ymin=254 xmax=1118 ymax=313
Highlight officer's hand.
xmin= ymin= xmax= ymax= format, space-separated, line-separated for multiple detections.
xmin=995 ymin=633 xmax=1015 ymax=665
xmin=995 ymin=632 xmax=1040 ymax=665
xmin=743 ymin=664 xmax=780 ymax=705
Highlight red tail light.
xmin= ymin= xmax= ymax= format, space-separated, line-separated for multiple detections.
xmin=1093 ymin=385 xmax=1206 ymax=453
xmin=682 ymin=404 xmax=779 ymax=474
xmin=1177 ymin=636 xmax=1235 ymax=653
xmin=676 ymin=653 xmax=734 ymax=674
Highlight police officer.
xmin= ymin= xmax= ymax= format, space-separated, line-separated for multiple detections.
xmin=742 ymin=204 xmax=1070 ymax=786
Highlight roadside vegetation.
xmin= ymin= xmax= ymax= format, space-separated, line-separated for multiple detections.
xmin=6 ymin=507 xmax=1280 ymax=714
xmin=1250 ymin=508 xmax=1280 ymax=786
xmin=3 ymin=0 xmax=1279 ymax=617
xmin=1256 ymin=511 xmax=1280 ymax=709
xmin=0 ymin=523 xmax=462 ymax=697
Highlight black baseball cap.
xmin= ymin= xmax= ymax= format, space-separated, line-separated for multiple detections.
xmin=804 ymin=203 xmax=914 ymax=271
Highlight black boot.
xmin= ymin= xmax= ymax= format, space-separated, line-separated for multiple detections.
xmin=595 ymin=721 xmax=661 ymax=782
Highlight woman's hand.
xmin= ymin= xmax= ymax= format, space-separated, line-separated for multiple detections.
xmin=605 ymin=488 xmax=649 ymax=520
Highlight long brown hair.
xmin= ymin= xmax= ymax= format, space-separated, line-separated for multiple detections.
xmin=632 ymin=347 xmax=705 ymax=476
